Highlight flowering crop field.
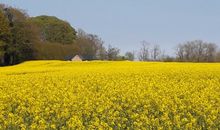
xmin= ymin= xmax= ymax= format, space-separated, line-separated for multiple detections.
xmin=0 ymin=61 xmax=220 ymax=129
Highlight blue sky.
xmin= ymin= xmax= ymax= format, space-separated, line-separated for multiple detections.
xmin=1 ymin=0 xmax=220 ymax=55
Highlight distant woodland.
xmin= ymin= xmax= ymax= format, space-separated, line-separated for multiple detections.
xmin=1 ymin=4 xmax=220 ymax=66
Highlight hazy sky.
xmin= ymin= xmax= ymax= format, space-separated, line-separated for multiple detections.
xmin=1 ymin=0 xmax=220 ymax=55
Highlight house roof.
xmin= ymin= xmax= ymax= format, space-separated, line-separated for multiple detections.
xmin=71 ymin=55 xmax=82 ymax=61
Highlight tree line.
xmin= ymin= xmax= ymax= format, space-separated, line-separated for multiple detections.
xmin=0 ymin=4 xmax=126 ymax=66
xmin=0 ymin=4 xmax=220 ymax=66
xmin=137 ymin=40 xmax=220 ymax=62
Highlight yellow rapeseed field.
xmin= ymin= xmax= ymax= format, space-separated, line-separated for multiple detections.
xmin=0 ymin=61 xmax=220 ymax=129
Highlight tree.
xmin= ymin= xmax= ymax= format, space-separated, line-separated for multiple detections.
xmin=4 ymin=7 xmax=32 ymax=65
xmin=138 ymin=41 xmax=150 ymax=61
xmin=0 ymin=5 xmax=39 ymax=65
xmin=30 ymin=15 xmax=77 ymax=44
xmin=33 ymin=42 xmax=78 ymax=60
xmin=175 ymin=40 xmax=218 ymax=62
xmin=76 ymin=29 xmax=98 ymax=60
xmin=125 ymin=51 xmax=135 ymax=61
xmin=204 ymin=43 xmax=218 ymax=62
xmin=151 ymin=44 xmax=161 ymax=61
xmin=216 ymin=50 xmax=220 ymax=62
xmin=96 ymin=42 xmax=107 ymax=60
xmin=175 ymin=44 xmax=185 ymax=61
xmin=76 ymin=29 xmax=107 ymax=60
xmin=107 ymin=45 xmax=120 ymax=60
xmin=1 ymin=4 xmax=111 ymax=64
xmin=0 ymin=8 xmax=11 ymax=65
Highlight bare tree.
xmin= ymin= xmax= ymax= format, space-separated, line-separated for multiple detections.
xmin=151 ymin=44 xmax=161 ymax=61
xmin=96 ymin=43 xmax=106 ymax=60
xmin=76 ymin=29 xmax=107 ymax=60
xmin=175 ymin=40 xmax=218 ymax=62
xmin=216 ymin=50 xmax=220 ymax=62
xmin=204 ymin=43 xmax=218 ymax=62
xmin=175 ymin=44 xmax=185 ymax=61
xmin=194 ymin=41 xmax=205 ymax=62
xmin=138 ymin=41 xmax=150 ymax=61
xmin=183 ymin=41 xmax=196 ymax=61
xmin=125 ymin=51 xmax=135 ymax=61
xmin=159 ymin=49 xmax=166 ymax=61
xmin=107 ymin=45 xmax=120 ymax=60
